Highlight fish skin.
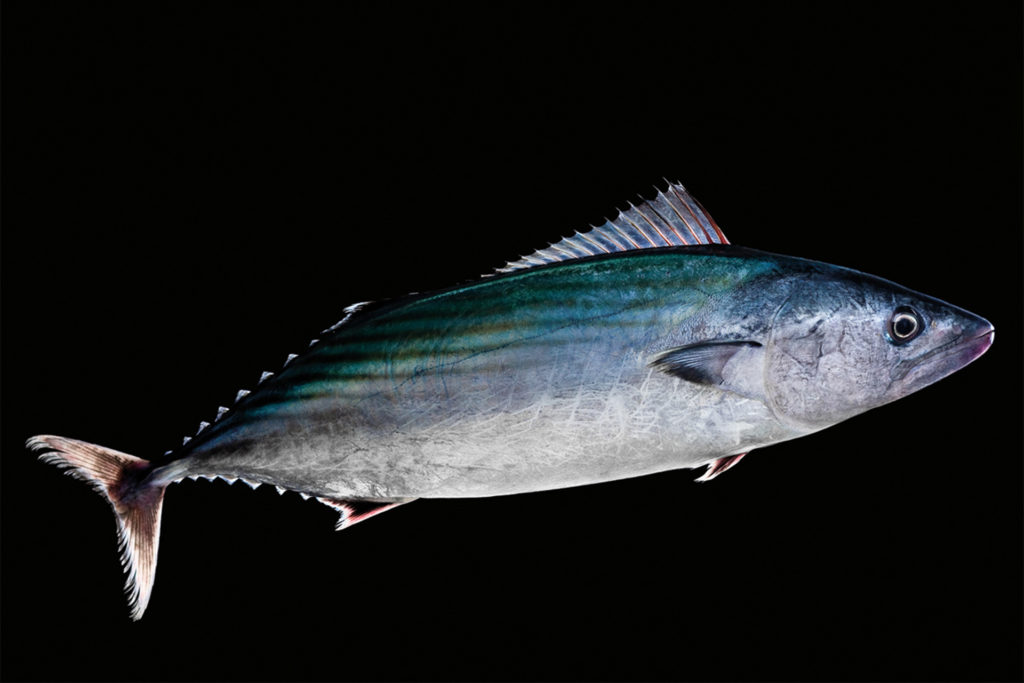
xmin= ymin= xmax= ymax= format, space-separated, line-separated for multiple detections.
xmin=27 ymin=183 xmax=994 ymax=619
xmin=151 ymin=244 xmax=992 ymax=499
xmin=156 ymin=246 xmax=799 ymax=498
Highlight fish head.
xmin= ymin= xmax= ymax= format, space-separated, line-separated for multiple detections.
xmin=763 ymin=267 xmax=994 ymax=430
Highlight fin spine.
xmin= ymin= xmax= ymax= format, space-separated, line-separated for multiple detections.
xmin=491 ymin=182 xmax=729 ymax=275
xmin=631 ymin=203 xmax=669 ymax=246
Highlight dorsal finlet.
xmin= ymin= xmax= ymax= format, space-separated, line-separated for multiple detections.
xmin=322 ymin=301 xmax=373 ymax=334
xmin=492 ymin=181 xmax=729 ymax=275
xmin=215 ymin=406 xmax=229 ymax=422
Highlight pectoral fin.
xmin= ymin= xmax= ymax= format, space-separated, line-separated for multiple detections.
xmin=651 ymin=341 xmax=760 ymax=385
xmin=650 ymin=341 xmax=766 ymax=402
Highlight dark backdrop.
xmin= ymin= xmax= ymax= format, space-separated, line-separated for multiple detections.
xmin=3 ymin=4 xmax=1021 ymax=682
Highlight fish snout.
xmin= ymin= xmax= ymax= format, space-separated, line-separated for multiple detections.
xmin=962 ymin=316 xmax=994 ymax=364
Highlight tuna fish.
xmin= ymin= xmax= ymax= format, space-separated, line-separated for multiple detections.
xmin=27 ymin=182 xmax=993 ymax=620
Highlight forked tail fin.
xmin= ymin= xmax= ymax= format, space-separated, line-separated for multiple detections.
xmin=27 ymin=435 xmax=166 ymax=620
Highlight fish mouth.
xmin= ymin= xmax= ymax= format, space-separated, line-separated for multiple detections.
xmin=966 ymin=326 xmax=996 ymax=362
xmin=891 ymin=323 xmax=994 ymax=384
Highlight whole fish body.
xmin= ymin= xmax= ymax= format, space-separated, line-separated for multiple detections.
xmin=28 ymin=182 xmax=993 ymax=619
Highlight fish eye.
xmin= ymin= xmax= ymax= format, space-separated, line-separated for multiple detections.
xmin=887 ymin=306 xmax=923 ymax=344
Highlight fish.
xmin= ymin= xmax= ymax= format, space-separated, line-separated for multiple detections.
xmin=27 ymin=181 xmax=994 ymax=620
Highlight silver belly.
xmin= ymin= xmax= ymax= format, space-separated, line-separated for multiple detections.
xmin=175 ymin=366 xmax=802 ymax=499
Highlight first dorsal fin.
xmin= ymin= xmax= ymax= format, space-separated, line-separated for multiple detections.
xmin=494 ymin=181 xmax=728 ymax=274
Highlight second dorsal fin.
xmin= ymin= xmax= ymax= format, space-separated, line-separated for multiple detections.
xmin=494 ymin=181 xmax=728 ymax=274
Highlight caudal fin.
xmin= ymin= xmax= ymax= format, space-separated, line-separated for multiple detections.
xmin=27 ymin=435 xmax=165 ymax=620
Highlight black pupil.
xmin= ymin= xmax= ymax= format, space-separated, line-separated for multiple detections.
xmin=894 ymin=315 xmax=917 ymax=337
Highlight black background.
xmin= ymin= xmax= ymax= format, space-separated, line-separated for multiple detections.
xmin=2 ymin=4 xmax=1021 ymax=682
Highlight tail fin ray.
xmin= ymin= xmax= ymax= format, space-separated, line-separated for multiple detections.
xmin=27 ymin=435 xmax=165 ymax=620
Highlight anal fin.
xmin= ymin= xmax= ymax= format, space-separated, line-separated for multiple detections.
xmin=695 ymin=453 xmax=747 ymax=482
xmin=316 ymin=497 xmax=414 ymax=530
